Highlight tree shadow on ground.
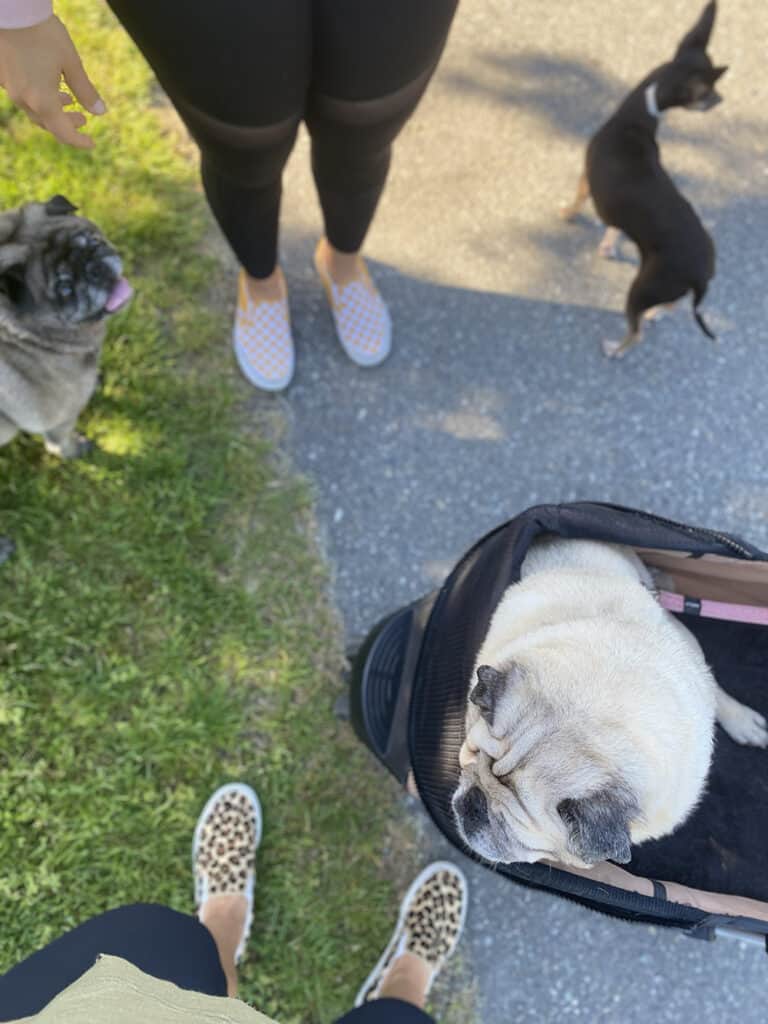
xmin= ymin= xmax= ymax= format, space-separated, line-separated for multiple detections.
xmin=443 ymin=48 xmax=765 ymax=190
xmin=235 ymin=224 xmax=768 ymax=639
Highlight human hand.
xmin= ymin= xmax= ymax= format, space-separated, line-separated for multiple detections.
xmin=0 ymin=15 xmax=106 ymax=149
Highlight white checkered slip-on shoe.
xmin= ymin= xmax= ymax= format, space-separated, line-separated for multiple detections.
xmin=314 ymin=244 xmax=392 ymax=367
xmin=233 ymin=269 xmax=294 ymax=391
xmin=192 ymin=782 xmax=263 ymax=964
xmin=354 ymin=861 xmax=468 ymax=1006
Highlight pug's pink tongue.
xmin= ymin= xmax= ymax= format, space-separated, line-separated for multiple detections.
xmin=105 ymin=277 xmax=133 ymax=313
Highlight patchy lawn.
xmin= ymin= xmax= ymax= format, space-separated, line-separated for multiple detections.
xmin=0 ymin=3 xmax=405 ymax=1020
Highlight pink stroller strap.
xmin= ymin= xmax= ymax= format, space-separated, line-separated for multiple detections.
xmin=659 ymin=590 xmax=768 ymax=626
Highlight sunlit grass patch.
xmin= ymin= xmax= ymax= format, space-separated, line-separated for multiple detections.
xmin=0 ymin=3 xmax=404 ymax=1020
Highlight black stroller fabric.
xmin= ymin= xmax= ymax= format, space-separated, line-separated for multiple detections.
xmin=631 ymin=614 xmax=768 ymax=901
xmin=408 ymin=503 xmax=768 ymax=923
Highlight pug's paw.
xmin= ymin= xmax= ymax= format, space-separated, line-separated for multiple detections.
xmin=718 ymin=696 xmax=768 ymax=748
xmin=44 ymin=432 xmax=94 ymax=459
xmin=73 ymin=434 xmax=95 ymax=458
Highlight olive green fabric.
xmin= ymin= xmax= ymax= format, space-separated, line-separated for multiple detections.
xmin=11 ymin=955 xmax=278 ymax=1024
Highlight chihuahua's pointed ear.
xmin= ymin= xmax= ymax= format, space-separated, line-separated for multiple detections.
xmin=674 ymin=0 xmax=717 ymax=58
xmin=45 ymin=195 xmax=78 ymax=217
xmin=558 ymin=785 xmax=639 ymax=865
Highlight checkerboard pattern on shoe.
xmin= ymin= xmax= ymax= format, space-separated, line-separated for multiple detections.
xmin=314 ymin=244 xmax=392 ymax=367
xmin=355 ymin=862 xmax=468 ymax=1006
xmin=232 ymin=270 xmax=294 ymax=391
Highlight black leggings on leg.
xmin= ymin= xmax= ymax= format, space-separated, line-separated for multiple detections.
xmin=0 ymin=904 xmax=226 ymax=1021
xmin=0 ymin=904 xmax=436 ymax=1024
xmin=106 ymin=0 xmax=458 ymax=277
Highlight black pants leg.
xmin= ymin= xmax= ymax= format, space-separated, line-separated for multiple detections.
xmin=334 ymin=999 xmax=436 ymax=1024
xmin=0 ymin=904 xmax=226 ymax=1021
xmin=106 ymin=1 xmax=458 ymax=275
xmin=106 ymin=0 xmax=311 ymax=279
xmin=308 ymin=0 xmax=459 ymax=254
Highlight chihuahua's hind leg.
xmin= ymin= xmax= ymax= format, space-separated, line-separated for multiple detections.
xmin=603 ymin=299 xmax=643 ymax=357
xmin=602 ymin=327 xmax=642 ymax=359
xmin=644 ymin=301 xmax=677 ymax=322
xmin=560 ymin=171 xmax=590 ymax=221
xmin=604 ymin=261 xmax=684 ymax=357
xmin=598 ymin=226 xmax=621 ymax=259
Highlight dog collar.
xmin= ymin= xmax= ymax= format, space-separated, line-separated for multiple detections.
xmin=644 ymin=83 xmax=661 ymax=119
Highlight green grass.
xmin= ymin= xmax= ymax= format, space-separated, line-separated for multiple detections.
xmin=0 ymin=4 xmax=405 ymax=1020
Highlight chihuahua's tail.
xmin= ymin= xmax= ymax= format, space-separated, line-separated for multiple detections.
xmin=692 ymin=287 xmax=716 ymax=341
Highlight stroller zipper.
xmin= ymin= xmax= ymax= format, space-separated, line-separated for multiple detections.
xmin=626 ymin=509 xmax=756 ymax=560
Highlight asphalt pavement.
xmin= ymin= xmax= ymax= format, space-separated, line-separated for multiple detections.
xmin=243 ymin=1 xmax=768 ymax=1018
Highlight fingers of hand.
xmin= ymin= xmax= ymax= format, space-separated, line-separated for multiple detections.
xmin=20 ymin=88 xmax=93 ymax=147
xmin=63 ymin=53 xmax=105 ymax=115
xmin=48 ymin=108 xmax=92 ymax=148
xmin=36 ymin=102 xmax=92 ymax=148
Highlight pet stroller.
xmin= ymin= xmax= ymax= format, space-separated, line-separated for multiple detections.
xmin=350 ymin=502 xmax=768 ymax=950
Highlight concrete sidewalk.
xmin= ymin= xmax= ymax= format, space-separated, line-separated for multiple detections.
xmin=247 ymin=1 xmax=768 ymax=1019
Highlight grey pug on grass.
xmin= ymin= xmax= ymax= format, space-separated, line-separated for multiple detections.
xmin=0 ymin=195 xmax=132 ymax=458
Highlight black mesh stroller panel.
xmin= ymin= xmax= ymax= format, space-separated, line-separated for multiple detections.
xmin=408 ymin=503 xmax=768 ymax=915
xmin=629 ymin=615 xmax=768 ymax=901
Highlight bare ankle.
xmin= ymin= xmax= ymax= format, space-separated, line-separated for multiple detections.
xmin=316 ymin=238 xmax=363 ymax=287
xmin=245 ymin=266 xmax=285 ymax=303
xmin=377 ymin=952 xmax=432 ymax=1009
xmin=199 ymin=893 xmax=248 ymax=998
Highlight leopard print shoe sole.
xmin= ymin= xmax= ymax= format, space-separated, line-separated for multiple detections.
xmin=354 ymin=861 xmax=468 ymax=1007
xmin=192 ymin=782 xmax=262 ymax=964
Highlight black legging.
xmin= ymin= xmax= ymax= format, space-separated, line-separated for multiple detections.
xmin=0 ymin=904 xmax=435 ymax=1024
xmin=106 ymin=1 xmax=458 ymax=278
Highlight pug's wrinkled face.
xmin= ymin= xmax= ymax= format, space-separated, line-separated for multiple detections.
xmin=452 ymin=663 xmax=638 ymax=868
xmin=0 ymin=196 xmax=132 ymax=333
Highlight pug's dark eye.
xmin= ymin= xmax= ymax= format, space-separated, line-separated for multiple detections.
xmin=56 ymin=279 xmax=74 ymax=300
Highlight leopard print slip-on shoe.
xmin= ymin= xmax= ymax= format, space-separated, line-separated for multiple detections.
xmin=192 ymin=782 xmax=263 ymax=964
xmin=354 ymin=861 xmax=468 ymax=1007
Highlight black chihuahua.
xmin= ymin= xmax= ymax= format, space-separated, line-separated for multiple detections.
xmin=561 ymin=1 xmax=727 ymax=358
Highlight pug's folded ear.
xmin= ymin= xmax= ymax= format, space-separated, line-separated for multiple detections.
xmin=470 ymin=662 xmax=521 ymax=724
xmin=472 ymin=665 xmax=505 ymax=714
xmin=45 ymin=195 xmax=78 ymax=217
xmin=558 ymin=784 xmax=639 ymax=865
